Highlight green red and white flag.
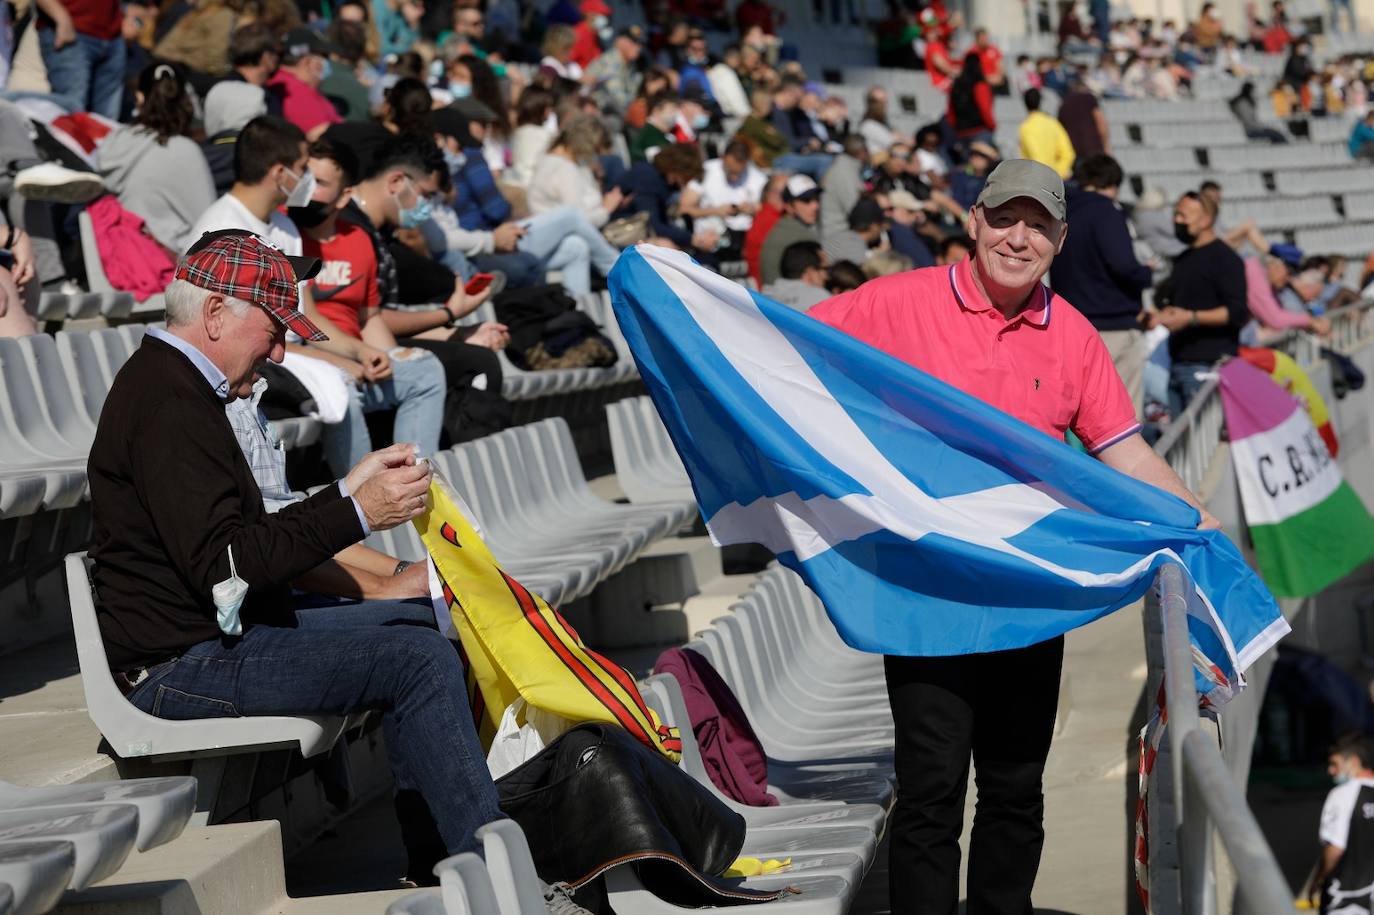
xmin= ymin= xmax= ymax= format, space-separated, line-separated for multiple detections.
xmin=1220 ymin=358 xmax=1374 ymax=598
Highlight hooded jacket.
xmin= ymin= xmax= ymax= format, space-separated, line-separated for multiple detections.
xmin=98 ymin=125 xmax=217 ymax=254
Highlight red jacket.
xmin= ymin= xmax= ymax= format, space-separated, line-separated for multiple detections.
xmin=744 ymin=203 xmax=782 ymax=285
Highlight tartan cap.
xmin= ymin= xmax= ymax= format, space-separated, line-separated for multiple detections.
xmin=178 ymin=230 xmax=326 ymax=341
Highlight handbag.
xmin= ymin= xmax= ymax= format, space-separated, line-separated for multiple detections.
xmin=601 ymin=211 xmax=650 ymax=247
xmin=495 ymin=723 xmax=786 ymax=910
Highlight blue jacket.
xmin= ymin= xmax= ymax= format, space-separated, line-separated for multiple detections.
xmin=453 ymin=148 xmax=513 ymax=231
xmin=615 ymin=162 xmax=692 ymax=249
xmin=1048 ymin=187 xmax=1154 ymax=331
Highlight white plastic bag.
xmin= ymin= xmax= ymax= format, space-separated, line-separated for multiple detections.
xmin=486 ymin=699 xmax=575 ymax=778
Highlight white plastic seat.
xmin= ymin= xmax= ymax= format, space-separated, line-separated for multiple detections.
xmin=0 ymin=842 xmax=74 ymax=915
xmin=0 ymin=805 xmax=137 ymax=890
xmin=434 ymin=850 xmax=503 ymax=914
xmin=64 ymin=554 xmax=348 ymax=764
xmin=385 ymin=891 xmax=449 ymax=914
xmin=0 ymin=776 xmax=196 ymax=853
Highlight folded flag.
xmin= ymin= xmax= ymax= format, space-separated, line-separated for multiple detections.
xmin=1219 ymin=358 xmax=1374 ymax=598
xmin=416 ymin=475 xmax=681 ymax=760
xmin=609 ymin=245 xmax=1287 ymax=708
xmin=1239 ymin=346 xmax=1338 ymax=457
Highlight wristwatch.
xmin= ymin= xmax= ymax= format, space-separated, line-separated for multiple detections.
xmin=393 ymin=560 xmax=414 ymax=576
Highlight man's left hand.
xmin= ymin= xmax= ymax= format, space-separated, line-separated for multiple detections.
xmin=359 ymin=345 xmax=392 ymax=383
xmin=1157 ymin=306 xmax=1193 ymax=332
xmin=344 ymin=442 xmax=418 ymax=494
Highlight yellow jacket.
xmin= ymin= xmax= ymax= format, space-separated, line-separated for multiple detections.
xmin=1018 ymin=111 xmax=1076 ymax=179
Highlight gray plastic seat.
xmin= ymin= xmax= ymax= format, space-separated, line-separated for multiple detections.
xmin=434 ymin=850 xmax=503 ymax=914
xmin=385 ymin=891 xmax=449 ymax=914
xmin=0 ymin=842 xmax=74 ymax=915
xmin=0 ymin=805 xmax=137 ymax=890
xmin=12 ymin=335 xmax=97 ymax=453
xmin=0 ymin=777 xmax=196 ymax=853
xmin=603 ymin=865 xmax=849 ymax=914
xmin=78 ymin=210 xmax=164 ymax=317
xmin=478 ymin=820 xmax=549 ymax=915
xmin=605 ymin=397 xmax=694 ymax=506
xmin=65 ymin=554 xmax=348 ymax=765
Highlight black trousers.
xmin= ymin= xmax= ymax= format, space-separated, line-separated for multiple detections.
xmin=397 ymin=337 xmax=508 ymax=444
xmin=884 ymin=636 xmax=1064 ymax=915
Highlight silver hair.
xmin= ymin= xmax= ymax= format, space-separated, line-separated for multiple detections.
xmin=163 ymin=278 xmax=251 ymax=326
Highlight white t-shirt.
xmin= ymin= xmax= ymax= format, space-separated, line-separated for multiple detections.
xmin=1321 ymin=779 xmax=1374 ymax=849
xmin=686 ymin=159 xmax=767 ymax=232
xmin=187 ymin=193 xmax=302 ymax=256
xmin=915 ymin=148 xmax=949 ymax=178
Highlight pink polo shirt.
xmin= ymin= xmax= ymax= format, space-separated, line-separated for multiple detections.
xmin=266 ymin=69 xmax=343 ymax=136
xmin=810 ymin=257 xmax=1140 ymax=453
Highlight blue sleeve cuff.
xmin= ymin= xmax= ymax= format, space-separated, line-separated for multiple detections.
xmin=338 ymin=479 xmax=371 ymax=536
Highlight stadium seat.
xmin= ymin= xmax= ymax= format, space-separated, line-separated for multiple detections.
xmin=385 ymin=891 xmax=451 ymax=914
xmin=0 ymin=777 xmax=195 ymax=854
xmin=477 ymin=820 xmax=551 ymax=915
xmin=605 ymin=397 xmax=694 ymax=506
xmin=0 ymin=842 xmax=74 ymax=915
xmin=603 ymin=863 xmax=850 ymax=914
xmin=64 ymin=554 xmax=349 ymax=821
xmin=0 ymin=804 xmax=137 ymax=890
xmin=77 ymin=210 xmax=165 ymax=316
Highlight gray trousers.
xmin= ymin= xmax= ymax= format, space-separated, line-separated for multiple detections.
xmin=0 ymin=97 xmax=68 ymax=285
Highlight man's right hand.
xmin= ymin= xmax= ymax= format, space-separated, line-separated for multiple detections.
xmin=493 ymin=222 xmax=526 ymax=252
xmin=354 ymin=462 xmax=434 ymax=532
xmin=344 ymin=442 xmax=418 ymax=495
xmin=54 ymin=14 xmax=77 ymax=48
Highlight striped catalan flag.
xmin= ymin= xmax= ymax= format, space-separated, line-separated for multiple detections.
xmin=415 ymin=475 xmax=682 ymax=761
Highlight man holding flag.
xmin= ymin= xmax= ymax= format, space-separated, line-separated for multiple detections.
xmin=807 ymin=159 xmax=1218 ymax=913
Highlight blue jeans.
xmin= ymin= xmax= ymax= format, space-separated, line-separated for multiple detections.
xmin=472 ymin=250 xmax=542 ymax=288
xmin=38 ymin=29 xmax=125 ymax=119
xmin=126 ymin=597 xmax=504 ymax=855
xmin=517 ymin=205 xmax=620 ymax=297
xmin=773 ymin=152 xmax=834 ymax=181
xmin=322 ymin=348 xmax=446 ymax=476
xmin=1168 ymin=361 xmax=1213 ymax=420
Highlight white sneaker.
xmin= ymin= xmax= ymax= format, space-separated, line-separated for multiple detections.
xmin=14 ymin=162 xmax=104 ymax=203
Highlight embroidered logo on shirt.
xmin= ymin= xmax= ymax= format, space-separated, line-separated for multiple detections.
xmin=1034 ymin=377 xmax=1041 ymax=391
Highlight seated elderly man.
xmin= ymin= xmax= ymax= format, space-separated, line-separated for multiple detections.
xmin=87 ymin=230 xmax=505 ymax=876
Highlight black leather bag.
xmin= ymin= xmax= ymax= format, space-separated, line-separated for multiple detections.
xmin=495 ymin=723 xmax=785 ymax=909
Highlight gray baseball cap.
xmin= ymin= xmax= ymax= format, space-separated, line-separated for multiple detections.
xmin=975 ymin=159 xmax=1066 ymax=222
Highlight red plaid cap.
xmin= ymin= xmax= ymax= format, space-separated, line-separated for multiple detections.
xmin=177 ymin=230 xmax=326 ymax=341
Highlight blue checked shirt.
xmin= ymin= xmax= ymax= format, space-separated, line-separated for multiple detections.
xmin=225 ymin=379 xmax=297 ymax=514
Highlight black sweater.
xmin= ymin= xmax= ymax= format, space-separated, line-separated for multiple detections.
xmin=88 ymin=336 xmax=364 ymax=668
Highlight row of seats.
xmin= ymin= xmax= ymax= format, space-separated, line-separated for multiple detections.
xmin=606 ymin=395 xmax=693 ymax=506
xmin=388 ymin=820 xmax=558 ymax=915
xmin=0 ymin=773 xmax=196 ymax=915
xmin=364 ymin=415 xmax=696 ymax=607
xmin=1295 ymin=221 xmax=1374 ymax=257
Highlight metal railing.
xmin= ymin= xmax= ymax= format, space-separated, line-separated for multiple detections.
xmin=1148 ymin=563 xmax=1293 ymax=915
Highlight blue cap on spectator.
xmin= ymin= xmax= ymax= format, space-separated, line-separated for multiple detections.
xmin=1269 ymin=243 xmax=1304 ymax=269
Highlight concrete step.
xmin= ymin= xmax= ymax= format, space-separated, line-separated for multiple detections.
xmin=53 ymin=822 xmax=287 ymax=915
xmin=274 ymin=889 xmax=416 ymax=914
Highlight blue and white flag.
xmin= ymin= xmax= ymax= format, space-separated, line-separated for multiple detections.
xmin=608 ymin=245 xmax=1288 ymax=709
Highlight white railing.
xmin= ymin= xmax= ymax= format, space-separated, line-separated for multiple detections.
xmin=1145 ymin=564 xmax=1293 ymax=915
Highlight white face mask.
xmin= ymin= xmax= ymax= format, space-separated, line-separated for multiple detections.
xmin=283 ymin=167 xmax=317 ymax=208
xmin=212 ymin=544 xmax=248 ymax=636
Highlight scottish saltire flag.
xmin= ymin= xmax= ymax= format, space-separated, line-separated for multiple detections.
xmin=609 ymin=245 xmax=1288 ymax=708
xmin=1220 ymin=358 xmax=1374 ymax=598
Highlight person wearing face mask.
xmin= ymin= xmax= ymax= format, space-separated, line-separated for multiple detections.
xmin=672 ymin=89 xmax=714 ymax=145
xmin=568 ymin=0 xmax=611 ymax=69
xmin=98 ymin=62 xmax=217 ymax=253
xmin=630 ymin=92 xmax=682 ymax=162
xmin=506 ymin=87 xmax=558 ymax=188
xmin=190 ymin=115 xmax=398 ymax=411
xmin=288 ymin=138 xmax=449 ymax=476
xmin=1153 ymin=192 xmax=1247 ymax=418
xmin=266 ymin=28 xmax=345 ymax=142
xmin=528 ymin=114 xmax=624 ymax=228
xmin=585 ymin=26 xmax=644 ymax=115
xmin=1306 ymin=734 xmax=1374 ymax=913
xmin=810 ymin=159 xmax=1219 ymax=914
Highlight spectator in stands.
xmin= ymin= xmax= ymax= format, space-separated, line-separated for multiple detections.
xmin=342 ymin=134 xmax=511 ymax=445
xmin=458 ymin=55 xmax=512 ymax=175
xmin=1018 ymin=88 xmax=1075 ymax=179
xmin=630 ymin=92 xmax=681 ymax=162
xmin=203 ymin=83 xmax=270 ymax=196
xmin=825 ymin=195 xmax=888 ymax=267
xmin=528 ymin=115 xmax=624 ymax=228
xmin=1304 ymin=733 xmax=1374 ymax=911
xmin=672 ymin=88 xmax=713 ymax=146
xmin=886 ymin=189 xmax=936 ymax=268
xmin=971 ymin=28 xmax=1005 ymax=92
xmin=826 ymin=259 xmax=866 ymax=293
xmin=862 ymin=248 xmax=913 ymax=278
xmin=506 ymin=88 xmax=557 ymax=189
xmin=709 ymin=46 xmax=750 ymax=118
xmin=189 ymin=116 xmax=314 ymax=255
xmin=267 ymin=28 xmax=345 ymax=141
xmin=1193 ymin=3 xmax=1223 ymax=53
xmin=1350 ymin=109 xmax=1374 ymax=161
xmin=735 ymin=86 xmax=791 ymax=169
xmin=1058 ymin=76 xmax=1111 ymax=159
xmin=220 ymin=21 xmax=283 ymax=116
xmin=912 ymin=124 xmax=951 ymax=187
xmin=936 ymin=233 xmax=972 ymax=264
xmin=679 ymin=140 xmax=767 ymax=259
xmin=320 ymin=20 xmax=372 ymax=122
xmin=760 ymin=174 xmax=822 ymax=286
xmin=540 ymin=24 xmax=582 ymax=80
xmin=1132 ymin=187 xmax=1187 ymax=262
xmin=445 ymin=112 xmax=620 ymax=296
xmin=811 ymin=158 xmax=1218 ymax=915
xmin=1244 ymin=253 xmax=1331 ymax=343
xmin=858 ymin=86 xmax=912 ymax=157
xmin=744 ymin=172 xmax=788 ymax=284
xmin=291 ymin=138 xmax=448 ymax=476
xmin=1049 ymin=154 xmax=1154 ymax=411
xmin=1282 ymin=37 xmax=1315 ymax=88
xmin=924 ymin=23 xmax=958 ymax=91
xmin=734 ymin=0 xmax=781 ymax=35
xmin=1156 ymin=192 xmax=1247 ymax=416
xmin=948 ymin=54 xmax=996 ymax=152
xmin=1229 ymin=81 xmax=1288 ymax=144
xmin=762 ymin=239 xmax=830 ymax=311
xmin=770 ymin=77 xmax=834 ymax=180
xmin=0 ymin=224 xmax=38 ymax=337
xmin=949 ymin=142 xmax=999 ymax=211
xmin=98 ymin=63 xmax=216 ymax=254
xmin=586 ymin=27 xmax=645 ymax=116
xmin=617 ymin=142 xmax=722 ymax=259
xmin=820 ymin=136 xmax=869 ymax=245
xmin=33 ymin=0 xmax=124 ymax=118
xmin=87 ymin=229 xmax=509 ymax=877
